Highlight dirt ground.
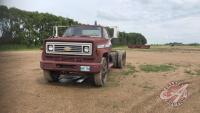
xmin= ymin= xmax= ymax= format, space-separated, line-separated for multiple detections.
xmin=0 ymin=47 xmax=200 ymax=113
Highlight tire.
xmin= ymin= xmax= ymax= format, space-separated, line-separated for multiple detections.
xmin=43 ymin=70 xmax=59 ymax=82
xmin=94 ymin=57 xmax=108 ymax=87
xmin=117 ymin=51 xmax=126 ymax=68
xmin=110 ymin=52 xmax=118 ymax=68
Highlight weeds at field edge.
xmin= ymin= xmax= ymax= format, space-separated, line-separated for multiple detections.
xmin=139 ymin=64 xmax=176 ymax=73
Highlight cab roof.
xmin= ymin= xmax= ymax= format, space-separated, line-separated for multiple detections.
xmin=70 ymin=24 xmax=104 ymax=28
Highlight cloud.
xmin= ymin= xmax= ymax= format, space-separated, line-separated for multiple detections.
xmin=1 ymin=0 xmax=200 ymax=43
xmin=96 ymin=0 xmax=200 ymax=44
xmin=97 ymin=0 xmax=200 ymax=23
xmin=97 ymin=10 xmax=132 ymax=21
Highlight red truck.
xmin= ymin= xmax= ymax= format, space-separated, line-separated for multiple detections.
xmin=40 ymin=25 xmax=126 ymax=86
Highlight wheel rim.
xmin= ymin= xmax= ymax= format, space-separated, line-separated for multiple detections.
xmin=101 ymin=59 xmax=108 ymax=83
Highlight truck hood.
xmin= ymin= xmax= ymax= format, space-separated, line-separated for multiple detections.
xmin=45 ymin=36 xmax=107 ymax=44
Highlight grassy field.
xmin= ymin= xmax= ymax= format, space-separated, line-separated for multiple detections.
xmin=114 ymin=45 xmax=200 ymax=53
xmin=0 ymin=45 xmax=200 ymax=113
xmin=139 ymin=64 xmax=176 ymax=72
xmin=0 ymin=44 xmax=40 ymax=51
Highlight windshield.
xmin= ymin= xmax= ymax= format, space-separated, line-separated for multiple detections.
xmin=63 ymin=26 xmax=102 ymax=37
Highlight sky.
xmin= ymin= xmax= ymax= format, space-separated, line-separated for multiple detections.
xmin=1 ymin=0 xmax=200 ymax=44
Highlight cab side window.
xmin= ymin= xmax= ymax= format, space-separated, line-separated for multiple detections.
xmin=103 ymin=28 xmax=109 ymax=39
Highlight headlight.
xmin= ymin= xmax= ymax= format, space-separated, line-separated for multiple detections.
xmin=48 ymin=45 xmax=54 ymax=51
xmin=83 ymin=46 xmax=89 ymax=53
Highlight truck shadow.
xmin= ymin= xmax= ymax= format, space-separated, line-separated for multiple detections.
xmin=36 ymin=76 xmax=99 ymax=89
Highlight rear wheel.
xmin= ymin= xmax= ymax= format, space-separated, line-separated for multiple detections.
xmin=94 ymin=57 xmax=108 ymax=87
xmin=117 ymin=51 xmax=126 ymax=68
xmin=110 ymin=52 xmax=118 ymax=68
xmin=43 ymin=70 xmax=59 ymax=82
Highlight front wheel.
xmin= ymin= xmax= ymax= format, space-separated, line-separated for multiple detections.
xmin=94 ymin=57 xmax=108 ymax=87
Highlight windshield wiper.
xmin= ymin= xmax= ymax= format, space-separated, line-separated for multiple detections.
xmin=79 ymin=35 xmax=91 ymax=37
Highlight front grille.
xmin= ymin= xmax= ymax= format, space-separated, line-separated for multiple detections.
xmin=46 ymin=42 xmax=92 ymax=55
xmin=54 ymin=45 xmax=82 ymax=52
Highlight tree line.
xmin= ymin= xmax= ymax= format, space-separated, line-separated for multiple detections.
xmin=0 ymin=5 xmax=79 ymax=47
xmin=107 ymin=28 xmax=147 ymax=45
xmin=0 ymin=5 xmax=147 ymax=47
xmin=165 ymin=42 xmax=200 ymax=46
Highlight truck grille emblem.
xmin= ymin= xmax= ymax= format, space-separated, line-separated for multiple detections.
xmin=64 ymin=47 xmax=71 ymax=51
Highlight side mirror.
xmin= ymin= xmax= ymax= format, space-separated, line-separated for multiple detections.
xmin=111 ymin=26 xmax=118 ymax=38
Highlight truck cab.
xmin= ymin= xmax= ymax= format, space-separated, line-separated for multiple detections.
xmin=40 ymin=25 xmax=126 ymax=86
